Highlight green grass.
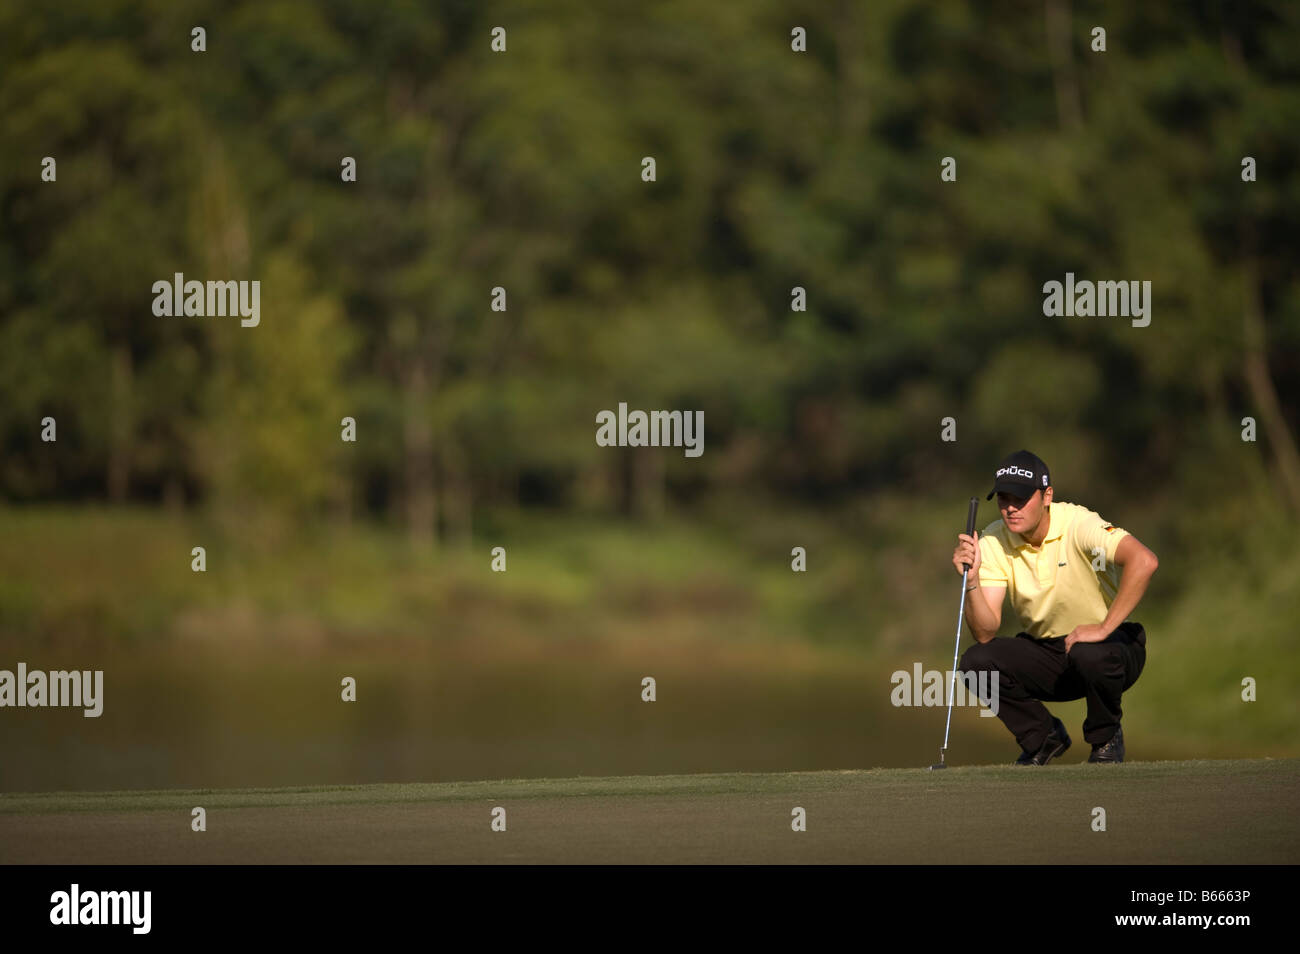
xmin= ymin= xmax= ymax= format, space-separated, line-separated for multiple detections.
xmin=2 ymin=759 xmax=1296 ymax=864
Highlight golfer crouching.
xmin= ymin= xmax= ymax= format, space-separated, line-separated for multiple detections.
xmin=952 ymin=451 xmax=1158 ymax=765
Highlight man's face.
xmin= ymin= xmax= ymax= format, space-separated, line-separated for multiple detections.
xmin=997 ymin=487 xmax=1050 ymax=535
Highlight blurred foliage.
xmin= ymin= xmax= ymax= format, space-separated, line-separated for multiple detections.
xmin=1 ymin=0 xmax=1298 ymax=548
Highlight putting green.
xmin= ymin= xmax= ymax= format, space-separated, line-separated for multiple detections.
xmin=2 ymin=758 xmax=1295 ymax=864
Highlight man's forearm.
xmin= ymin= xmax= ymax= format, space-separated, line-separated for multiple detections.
xmin=963 ymin=579 xmax=999 ymax=642
xmin=1099 ymin=555 xmax=1158 ymax=636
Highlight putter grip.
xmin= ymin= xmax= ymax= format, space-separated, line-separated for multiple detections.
xmin=963 ymin=497 xmax=979 ymax=571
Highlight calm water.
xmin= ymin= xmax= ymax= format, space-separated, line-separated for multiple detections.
xmin=0 ymin=639 xmax=1022 ymax=791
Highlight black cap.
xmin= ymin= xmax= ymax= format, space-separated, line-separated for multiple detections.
xmin=986 ymin=450 xmax=1051 ymax=501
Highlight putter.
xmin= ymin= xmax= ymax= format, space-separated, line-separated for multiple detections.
xmin=929 ymin=497 xmax=980 ymax=770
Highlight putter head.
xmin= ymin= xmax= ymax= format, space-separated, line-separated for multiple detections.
xmin=928 ymin=763 xmax=946 ymax=770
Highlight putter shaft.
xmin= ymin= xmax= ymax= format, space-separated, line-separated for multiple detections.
xmin=929 ymin=497 xmax=979 ymax=770
xmin=940 ymin=566 xmax=971 ymax=756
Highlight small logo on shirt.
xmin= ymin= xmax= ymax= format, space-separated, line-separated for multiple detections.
xmin=1058 ymin=561 xmax=1067 ymax=566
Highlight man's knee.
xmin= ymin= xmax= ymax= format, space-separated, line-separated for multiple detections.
xmin=960 ymin=640 xmax=997 ymax=672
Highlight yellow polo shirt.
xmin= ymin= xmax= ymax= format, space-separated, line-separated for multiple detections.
xmin=976 ymin=501 xmax=1130 ymax=639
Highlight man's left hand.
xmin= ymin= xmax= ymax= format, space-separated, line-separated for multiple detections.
xmin=1065 ymin=624 xmax=1111 ymax=653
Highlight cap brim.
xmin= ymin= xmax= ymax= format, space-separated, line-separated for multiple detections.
xmin=987 ymin=480 xmax=1038 ymax=501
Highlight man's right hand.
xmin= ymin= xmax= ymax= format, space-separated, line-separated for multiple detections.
xmin=953 ymin=532 xmax=981 ymax=578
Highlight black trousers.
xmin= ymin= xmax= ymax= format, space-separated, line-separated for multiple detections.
xmin=958 ymin=621 xmax=1146 ymax=751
